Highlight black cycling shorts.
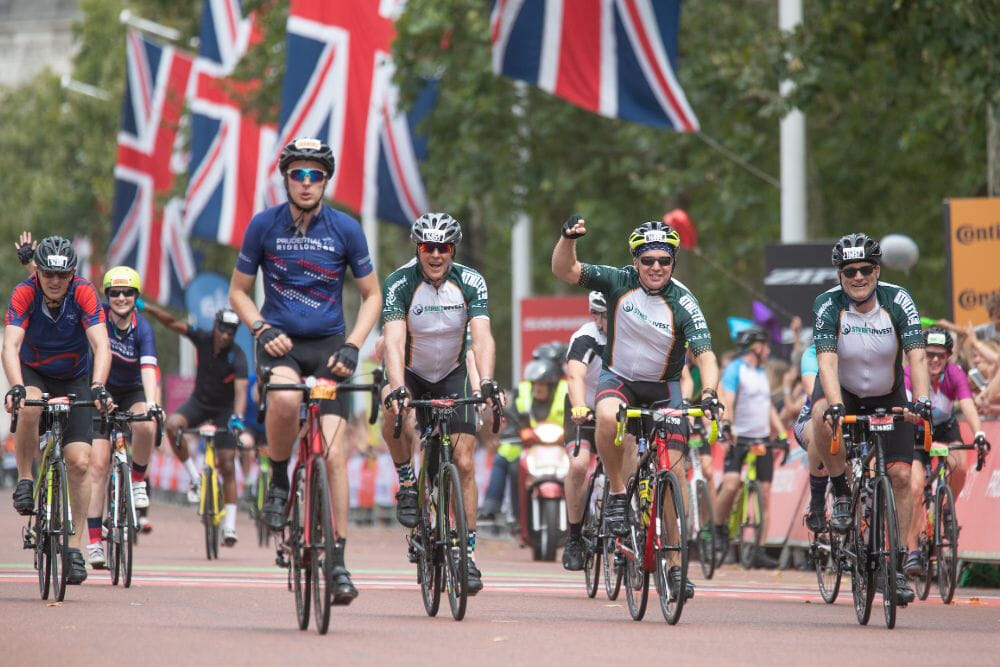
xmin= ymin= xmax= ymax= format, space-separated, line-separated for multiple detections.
xmin=175 ymin=396 xmax=238 ymax=450
xmin=723 ymin=436 xmax=775 ymax=483
xmin=94 ymin=386 xmax=146 ymax=438
xmin=811 ymin=380 xmax=915 ymax=465
xmin=595 ymin=370 xmax=686 ymax=453
xmin=257 ymin=333 xmax=348 ymax=418
xmin=21 ymin=364 xmax=94 ymax=446
xmin=405 ymin=364 xmax=476 ymax=437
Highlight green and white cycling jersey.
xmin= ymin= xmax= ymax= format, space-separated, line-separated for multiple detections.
xmin=578 ymin=263 xmax=712 ymax=382
xmin=812 ymin=282 xmax=924 ymax=398
xmin=382 ymin=258 xmax=490 ymax=383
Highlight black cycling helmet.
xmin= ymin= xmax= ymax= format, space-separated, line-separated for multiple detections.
xmin=532 ymin=341 xmax=569 ymax=364
xmin=831 ymin=233 xmax=882 ymax=268
xmin=523 ymin=359 xmax=561 ymax=384
xmin=34 ymin=236 xmax=77 ymax=273
xmin=411 ymin=212 xmax=463 ymax=245
xmin=215 ymin=307 xmax=240 ymax=332
xmin=736 ymin=326 xmax=769 ymax=350
xmin=923 ymin=327 xmax=954 ymax=352
xmin=279 ymin=137 xmax=335 ymax=175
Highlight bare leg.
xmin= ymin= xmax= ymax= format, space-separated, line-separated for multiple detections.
xmin=64 ymin=442 xmax=92 ymax=550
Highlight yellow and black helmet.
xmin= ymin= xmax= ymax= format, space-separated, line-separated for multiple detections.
xmin=628 ymin=221 xmax=681 ymax=257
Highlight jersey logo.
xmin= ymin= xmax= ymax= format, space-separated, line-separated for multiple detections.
xmin=841 ymin=323 xmax=893 ymax=336
xmin=384 ymin=275 xmax=409 ymax=306
xmin=461 ymin=269 xmax=488 ymax=300
xmin=893 ymin=290 xmax=920 ymax=327
xmin=678 ymin=294 xmax=707 ymax=330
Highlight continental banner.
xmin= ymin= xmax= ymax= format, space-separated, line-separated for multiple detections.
xmin=945 ymin=197 xmax=1000 ymax=323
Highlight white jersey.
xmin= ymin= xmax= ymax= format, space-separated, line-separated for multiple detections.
xmin=566 ymin=321 xmax=606 ymax=408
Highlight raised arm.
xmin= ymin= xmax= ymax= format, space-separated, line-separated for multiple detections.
xmin=142 ymin=301 xmax=190 ymax=336
xmin=551 ymin=215 xmax=587 ymax=285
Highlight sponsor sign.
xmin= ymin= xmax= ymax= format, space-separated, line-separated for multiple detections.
xmin=520 ymin=296 xmax=589 ymax=370
xmin=763 ymin=243 xmax=838 ymax=324
xmin=945 ymin=198 xmax=1000 ymax=323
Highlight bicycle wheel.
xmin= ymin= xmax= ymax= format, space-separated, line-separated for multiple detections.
xmin=738 ymin=480 xmax=763 ymax=569
xmin=935 ymin=483 xmax=959 ymax=604
xmin=851 ymin=483 xmax=874 ymax=626
xmin=874 ymin=476 xmax=899 ymax=629
xmin=290 ymin=467 xmax=311 ymax=631
xmin=440 ymin=463 xmax=468 ymax=621
xmin=694 ymin=479 xmax=715 ymax=579
xmin=916 ymin=508 xmax=933 ymax=602
xmin=211 ymin=477 xmax=222 ymax=560
xmin=814 ymin=490 xmax=842 ymax=604
xmin=51 ymin=459 xmax=70 ymax=602
xmin=35 ymin=471 xmax=50 ymax=600
xmin=601 ymin=480 xmax=623 ymax=601
xmin=581 ymin=470 xmax=601 ymax=598
xmin=119 ymin=460 xmax=135 ymax=588
xmin=310 ymin=458 xmax=335 ymax=635
xmin=624 ymin=478 xmax=649 ymax=621
xmin=255 ymin=471 xmax=270 ymax=547
xmin=108 ymin=469 xmax=121 ymax=586
xmin=654 ymin=471 xmax=688 ymax=625
xmin=201 ymin=468 xmax=214 ymax=561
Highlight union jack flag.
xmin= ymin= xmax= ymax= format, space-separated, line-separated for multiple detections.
xmin=490 ymin=0 xmax=699 ymax=132
xmin=186 ymin=0 xmax=277 ymax=247
xmin=271 ymin=0 xmax=430 ymax=225
xmin=108 ymin=30 xmax=197 ymax=306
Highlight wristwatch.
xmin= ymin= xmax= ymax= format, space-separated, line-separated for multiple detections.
xmin=251 ymin=319 xmax=266 ymax=336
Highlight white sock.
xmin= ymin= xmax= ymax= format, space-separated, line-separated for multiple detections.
xmin=184 ymin=458 xmax=200 ymax=483
xmin=224 ymin=504 xmax=237 ymax=531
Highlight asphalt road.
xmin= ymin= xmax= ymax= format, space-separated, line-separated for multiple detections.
xmin=2 ymin=497 xmax=999 ymax=666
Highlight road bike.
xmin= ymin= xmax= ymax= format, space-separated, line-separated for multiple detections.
xmin=262 ymin=370 xmax=381 ymax=635
xmin=179 ymin=424 xmax=233 ymax=561
xmin=13 ymin=394 xmax=97 ymax=602
xmin=580 ymin=448 xmax=623 ymax=600
xmin=395 ymin=395 xmax=501 ymax=621
xmin=248 ymin=445 xmax=273 ymax=547
xmin=687 ymin=418 xmax=718 ymax=579
xmin=717 ymin=437 xmax=776 ymax=570
xmin=613 ymin=404 xmax=716 ymax=624
xmin=913 ymin=438 xmax=988 ymax=603
xmin=809 ymin=480 xmax=842 ymax=604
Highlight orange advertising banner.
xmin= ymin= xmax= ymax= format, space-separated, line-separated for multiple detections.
xmin=945 ymin=197 xmax=1000 ymax=323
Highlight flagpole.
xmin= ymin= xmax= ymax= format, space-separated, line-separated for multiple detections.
xmin=119 ymin=10 xmax=183 ymax=43
xmin=511 ymin=82 xmax=533 ymax=385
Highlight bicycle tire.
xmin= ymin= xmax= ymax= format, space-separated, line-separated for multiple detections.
xmin=441 ymin=463 xmax=468 ymax=621
xmin=875 ymin=475 xmax=899 ymax=629
xmin=813 ymin=489 xmax=842 ymax=604
xmin=108 ymin=468 xmax=121 ymax=586
xmin=256 ymin=471 xmax=270 ymax=547
xmin=290 ymin=467 xmax=311 ymax=630
xmin=417 ymin=455 xmax=442 ymax=616
xmin=581 ymin=470 xmax=601 ymax=598
xmin=654 ymin=471 xmax=688 ymax=625
xmin=851 ymin=481 xmax=874 ymax=626
xmin=51 ymin=458 xmax=70 ymax=602
xmin=694 ymin=479 xmax=715 ymax=579
xmin=119 ymin=459 xmax=135 ymax=588
xmin=624 ymin=473 xmax=649 ymax=621
xmin=935 ymin=483 xmax=959 ymax=604
xmin=310 ymin=458 xmax=335 ymax=635
xmin=916 ymin=537 xmax=932 ymax=601
xmin=36 ymin=470 xmax=50 ymax=600
xmin=601 ymin=479 xmax=623 ymax=601
xmin=201 ymin=468 xmax=214 ymax=561
xmin=738 ymin=480 xmax=763 ymax=570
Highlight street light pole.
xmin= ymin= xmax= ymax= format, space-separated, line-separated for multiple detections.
xmin=779 ymin=0 xmax=807 ymax=242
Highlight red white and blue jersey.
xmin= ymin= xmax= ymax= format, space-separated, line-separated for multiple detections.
xmin=5 ymin=276 xmax=106 ymax=380
xmin=104 ymin=304 xmax=158 ymax=391
xmin=235 ymin=202 xmax=374 ymax=337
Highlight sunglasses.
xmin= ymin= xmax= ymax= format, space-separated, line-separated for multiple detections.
xmin=218 ymin=324 xmax=238 ymax=335
xmin=39 ymin=270 xmax=72 ymax=280
xmin=841 ymin=265 xmax=876 ymax=278
xmin=419 ymin=242 xmax=455 ymax=255
xmin=925 ymin=351 xmax=948 ymax=360
xmin=638 ymin=256 xmax=673 ymax=267
xmin=287 ymin=168 xmax=327 ymax=183
xmin=107 ymin=288 xmax=137 ymax=299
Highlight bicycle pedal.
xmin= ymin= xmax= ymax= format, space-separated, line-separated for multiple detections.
xmin=21 ymin=527 xmax=36 ymax=550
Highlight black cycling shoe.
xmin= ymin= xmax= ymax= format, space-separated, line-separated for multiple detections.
xmin=668 ymin=565 xmax=694 ymax=601
xmin=896 ymin=572 xmax=915 ymax=604
xmin=12 ymin=479 xmax=33 ymax=515
xmin=67 ymin=548 xmax=88 ymax=585
xmin=467 ymin=560 xmax=484 ymax=596
xmin=331 ymin=566 xmax=358 ymax=605
xmin=562 ymin=535 xmax=585 ymax=571
xmin=260 ymin=486 xmax=288 ymax=531
xmin=903 ymin=550 xmax=923 ymax=576
xmin=714 ymin=524 xmax=729 ymax=559
xmin=605 ymin=494 xmax=628 ymax=537
xmin=829 ymin=495 xmax=851 ymax=534
xmin=805 ymin=506 xmax=827 ymax=534
xmin=395 ymin=483 xmax=419 ymax=528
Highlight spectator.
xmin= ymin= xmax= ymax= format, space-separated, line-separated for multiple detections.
xmin=935 ymin=291 xmax=1000 ymax=342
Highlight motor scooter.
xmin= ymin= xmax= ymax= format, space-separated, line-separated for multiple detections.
xmin=517 ymin=422 xmax=570 ymax=561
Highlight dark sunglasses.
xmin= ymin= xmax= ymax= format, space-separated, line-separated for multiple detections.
xmin=925 ymin=350 xmax=948 ymax=360
xmin=107 ymin=288 xmax=137 ymax=299
xmin=419 ymin=242 xmax=455 ymax=255
xmin=639 ymin=255 xmax=673 ymax=267
xmin=841 ymin=265 xmax=876 ymax=278
xmin=287 ymin=168 xmax=327 ymax=183
xmin=217 ymin=324 xmax=238 ymax=335
xmin=39 ymin=270 xmax=72 ymax=280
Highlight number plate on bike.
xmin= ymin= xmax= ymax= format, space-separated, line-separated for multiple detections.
xmin=868 ymin=415 xmax=894 ymax=431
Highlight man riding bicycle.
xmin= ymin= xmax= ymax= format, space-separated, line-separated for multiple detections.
xmin=230 ymin=137 xmax=382 ymax=604
xmin=144 ymin=303 xmax=248 ymax=546
xmin=381 ymin=212 xmax=502 ymax=595
xmin=902 ymin=327 xmax=990 ymax=575
xmin=809 ymin=233 xmax=931 ymax=604
xmin=552 ymin=216 xmax=721 ymax=599
xmin=562 ymin=291 xmax=607 ymax=571
xmin=3 ymin=236 xmax=113 ymax=585
xmin=714 ymin=326 xmax=789 ymax=560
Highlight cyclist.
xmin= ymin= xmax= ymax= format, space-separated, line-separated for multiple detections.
xmin=85 ymin=266 xmax=161 ymax=567
xmin=793 ymin=344 xmax=832 ymax=533
xmin=810 ymin=233 xmax=930 ymax=604
xmin=902 ymin=327 xmax=990 ymax=575
xmin=143 ymin=303 xmax=248 ymax=546
xmin=381 ymin=212 xmax=502 ymax=595
xmin=714 ymin=326 xmax=789 ymax=559
xmin=3 ymin=236 xmax=113 ymax=585
xmin=552 ymin=216 xmax=721 ymax=601
xmin=230 ymin=137 xmax=381 ymax=604
xmin=562 ymin=291 xmax=607 ymax=571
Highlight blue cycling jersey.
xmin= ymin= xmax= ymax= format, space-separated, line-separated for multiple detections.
xmin=800 ymin=344 xmax=818 ymax=378
xmin=104 ymin=304 xmax=158 ymax=390
xmin=235 ymin=203 xmax=373 ymax=337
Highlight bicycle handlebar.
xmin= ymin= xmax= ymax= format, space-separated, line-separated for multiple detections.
xmin=929 ymin=441 xmax=991 ymax=472
xmin=829 ymin=407 xmax=930 ymax=455
xmin=10 ymin=395 xmax=103 ymax=435
xmin=259 ymin=373 xmax=383 ymax=425
xmin=107 ymin=408 xmax=164 ymax=449
xmin=614 ymin=405 xmax=718 ymax=447
xmin=392 ymin=395 xmax=501 ymax=439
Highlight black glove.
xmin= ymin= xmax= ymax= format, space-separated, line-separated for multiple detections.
xmin=257 ymin=325 xmax=286 ymax=346
xmin=330 ymin=342 xmax=359 ymax=378
xmin=700 ymin=389 xmax=722 ymax=419
xmin=17 ymin=243 xmax=34 ymax=265
xmin=92 ymin=384 xmax=113 ymax=413
xmin=775 ymin=436 xmax=790 ymax=456
xmin=823 ymin=403 xmax=846 ymax=425
xmin=905 ymin=399 xmax=932 ymax=422
xmin=974 ymin=432 xmax=991 ymax=452
xmin=561 ymin=214 xmax=586 ymax=239
xmin=384 ymin=386 xmax=409 ymax=411
xmin=480 ymin=378 xmax=502 ymax=401
xmin=6 ymin=384 xmax=26 ymax=407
